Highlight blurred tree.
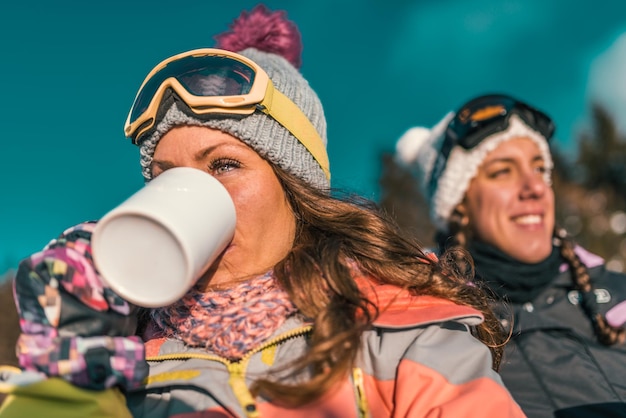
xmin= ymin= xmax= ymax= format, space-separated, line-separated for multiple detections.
xmin=379 ymin=152 xmax=436 ymax=249
xmin=0 ymin=270 xmax=19 ymax=406
xmin=556 ymin=103 xmax=626 ymax=272
xmin=0 ymin=271 xmax=19 ymax=367
xmin=578 ymin=105 xmax=626 ymax=199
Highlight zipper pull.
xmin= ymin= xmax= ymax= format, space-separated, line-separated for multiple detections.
xmin=228 ymin=363 xmax=260 ymax=418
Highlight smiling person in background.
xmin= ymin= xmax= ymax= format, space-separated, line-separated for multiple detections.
xmin=396 ymin=93 xmax=626 ymax=417
xmin=0 ymin=7 xmax=525 ymax=418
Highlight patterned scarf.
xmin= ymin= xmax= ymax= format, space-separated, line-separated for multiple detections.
xmin=151 ymin=271 xmax=297 ymax=360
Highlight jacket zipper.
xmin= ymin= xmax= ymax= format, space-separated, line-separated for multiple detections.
xmin=147 ymin=325 xmax=313 ymax=417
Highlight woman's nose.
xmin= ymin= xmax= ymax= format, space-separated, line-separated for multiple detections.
xmin=519 ymin=170 xmax=548 ymax=199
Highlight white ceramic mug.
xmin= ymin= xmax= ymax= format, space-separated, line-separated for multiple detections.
xmin=92 ymin=167 xmax=236 ymax=307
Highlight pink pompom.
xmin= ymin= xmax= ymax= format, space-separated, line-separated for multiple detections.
xmin=215 ymin=4 xmax=303 ymax=69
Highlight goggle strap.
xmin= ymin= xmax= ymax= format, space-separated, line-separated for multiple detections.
xmin=260 ymin=85 xmax=330 ymax=181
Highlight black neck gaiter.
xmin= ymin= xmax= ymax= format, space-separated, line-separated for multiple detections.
xmin=468 ymin=241 xmax=563 ymax=304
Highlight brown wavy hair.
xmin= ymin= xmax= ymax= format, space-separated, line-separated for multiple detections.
xmin=249 ymin=167 xmax=507 ymax=406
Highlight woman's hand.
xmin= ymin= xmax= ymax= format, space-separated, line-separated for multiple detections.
xmin=13 ymin=222 xmax=148 ymax=390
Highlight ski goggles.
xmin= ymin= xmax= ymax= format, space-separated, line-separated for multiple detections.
xmin=428 ymin=94 xmax=554 ymax=196
xmin=124 ymin=48 xmax=329 ymax=180
xmin=445 ymin=94 xmax=554 ymax=150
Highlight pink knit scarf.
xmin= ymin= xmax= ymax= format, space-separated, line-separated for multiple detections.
xmin=151 ymin=271 xmax=297 ymax=360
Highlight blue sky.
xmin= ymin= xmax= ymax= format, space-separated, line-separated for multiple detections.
xmin=2 ymin=0 xmax=626 ymax=272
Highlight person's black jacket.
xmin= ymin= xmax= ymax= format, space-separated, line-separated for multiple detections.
xmin=493 ymin=249 xmax=626 ymax=417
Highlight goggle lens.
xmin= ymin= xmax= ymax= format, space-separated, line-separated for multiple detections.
xmin=129 ymin=55 xmax=257 ymax=125
xmin=448 ymin=94 xmax=555 ymax=149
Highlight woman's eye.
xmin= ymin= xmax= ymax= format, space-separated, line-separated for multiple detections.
xmin=209 ymin=158 xmax=241 ymax=174
xmin=488 ymin=168 xmax=510 ymax=178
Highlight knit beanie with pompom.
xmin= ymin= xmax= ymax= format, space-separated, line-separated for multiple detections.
xmin=133 ymin=5 xmax=329 ymax=191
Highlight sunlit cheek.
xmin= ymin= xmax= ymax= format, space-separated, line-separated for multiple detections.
xmin=471 ymin=188 xmax=508 ymax=241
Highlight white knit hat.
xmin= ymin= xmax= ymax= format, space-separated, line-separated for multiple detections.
xmin=396 ymin=106 xmax=553 ymax=233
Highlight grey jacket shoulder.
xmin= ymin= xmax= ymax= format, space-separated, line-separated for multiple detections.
xmin=497 ymin=251 xmax=626 ymax=417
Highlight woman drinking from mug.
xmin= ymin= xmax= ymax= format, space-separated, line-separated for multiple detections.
xmin=396 ymin=93 xmax=626 ymax=417
xmin=0 ymin=7 xmax=524 ymax=418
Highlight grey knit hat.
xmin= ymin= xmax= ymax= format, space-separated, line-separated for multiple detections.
xmin=396 ymin=98 xmax=554 ymax=233
xmin=137 ymin=46 xmax=329 ymax=190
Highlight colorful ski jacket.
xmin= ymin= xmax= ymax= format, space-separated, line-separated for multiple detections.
xmin=0 ymin=221 xmax=524 ymax=417
xmin=0 ymin=285 xmax=524 ymax=417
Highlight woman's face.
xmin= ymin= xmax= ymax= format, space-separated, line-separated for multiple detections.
xmin=460 ymin=137 xmax=555 ymax=263
xmin=152 ymin=126 xmax=296 ymax=289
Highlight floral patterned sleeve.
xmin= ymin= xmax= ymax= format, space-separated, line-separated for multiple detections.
xmin=13 ymin=221 xmax=148 ymax=390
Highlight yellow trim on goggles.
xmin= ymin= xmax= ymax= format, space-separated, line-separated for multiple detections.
xmin=124 ymin=48 xmax=330 ymax=180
